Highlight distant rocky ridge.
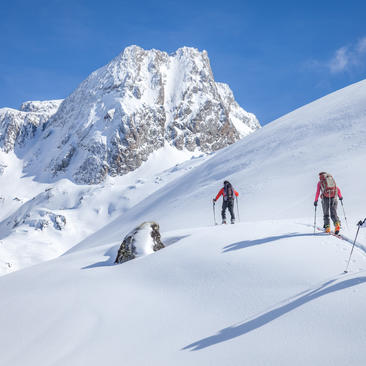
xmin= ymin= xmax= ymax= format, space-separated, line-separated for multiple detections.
xmin=0 ymin=46 xmax=260 ymax=184
xmin=0 ymin=100 xmax=62 ymax=153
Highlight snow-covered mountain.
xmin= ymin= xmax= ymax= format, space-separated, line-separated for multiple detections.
xmin=0 ymin=46 xmax=259 ymax=274
xmin=0 ymin=46 xmax=259 ymax=185
xmin=0 ymin=79 xmax=366 ymax=366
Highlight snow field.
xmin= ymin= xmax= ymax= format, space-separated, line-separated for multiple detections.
xmin=0 ymin=220 xmax=365 ymax=366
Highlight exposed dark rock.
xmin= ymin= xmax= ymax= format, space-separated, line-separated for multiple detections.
xmin=115 ymin=221 xmax=165 ymax=264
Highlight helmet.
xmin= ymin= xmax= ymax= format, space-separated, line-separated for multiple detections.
xmin=223 ymin=180 xmax=229 ymax=185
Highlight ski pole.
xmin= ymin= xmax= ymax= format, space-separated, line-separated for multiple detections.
xmin=235 ymin=196 xmax=240 ymax=222
xmin=344 ymin=224 xmax=361 ymax=273
xmin=340 ymin=200 xmax=349 ymax=230
xmin=313 ymin=205 xmax=317 ymax=234
xmin=212 ymin=200 xmax=217 ymax=225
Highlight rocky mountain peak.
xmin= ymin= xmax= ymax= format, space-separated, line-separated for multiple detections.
xmin=0 ymin=46 xmax=260 ymax=184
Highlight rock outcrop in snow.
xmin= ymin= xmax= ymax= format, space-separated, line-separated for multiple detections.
xmin=115 ymin=221 xmax=164 ymax=264
xmin=0 ymin=46 xmax=259 ymax=184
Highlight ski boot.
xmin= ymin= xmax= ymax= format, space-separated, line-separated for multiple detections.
xmin=222 ymin=219 xmax=227 ymax=225
xmin=335 ymin=222 xmax=341 ymax=235
xmin=325 ymin=225 xmax=331 ymax=233
xmin=231 ymin=218 xmax=235 ymax=224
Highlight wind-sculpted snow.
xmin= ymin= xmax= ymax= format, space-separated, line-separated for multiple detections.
xmin=12 ymin=45 xmax=258 ymax=184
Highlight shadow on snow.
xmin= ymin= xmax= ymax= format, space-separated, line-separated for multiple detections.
xmin=223 ymin=232 xmax=324 ymax=253
xmin=82 ymin=246 xmax=116 ymax=269
xmin=183 ymin=276 xmax=366 ymax=351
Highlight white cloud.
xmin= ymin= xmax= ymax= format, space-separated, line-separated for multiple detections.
xmin=313 ymin=36 xmax=366 ymax=74
xmin=329 ymin=47 xmax=349 ymax=73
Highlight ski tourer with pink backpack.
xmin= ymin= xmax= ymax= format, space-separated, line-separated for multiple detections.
xmin=314 ymin=172 xmax=343 ymax=234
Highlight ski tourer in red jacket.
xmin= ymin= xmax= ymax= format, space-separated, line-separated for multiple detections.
xmin=213 ymin=180 xmax=239 ymax=224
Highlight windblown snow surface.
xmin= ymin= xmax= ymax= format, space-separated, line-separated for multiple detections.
xmin=1 ymin=80 xmax=366 ymax=365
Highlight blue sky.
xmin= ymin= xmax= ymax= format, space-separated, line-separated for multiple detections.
xmin=1 ymin=0 xmax=365 ymax=125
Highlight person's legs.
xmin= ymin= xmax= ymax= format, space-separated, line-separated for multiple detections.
xmin=322 ymin=198 xmax=330 ymax=229
xmin=330 ymin=198 xmax=341 ymax=226
xmin=228 ymin=200 xmax=235 ymax=222
xmin=221 ymin=201 xmax=228 ymax=223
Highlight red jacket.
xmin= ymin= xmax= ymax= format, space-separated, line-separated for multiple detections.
xmin=215 ymin=187 xmax=239 ymax=201
xmin=314 ymin=181 xmax=342 ymax=201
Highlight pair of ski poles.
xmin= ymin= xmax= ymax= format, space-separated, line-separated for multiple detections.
xmin=212 ymin=197 xmax=240 ymax=225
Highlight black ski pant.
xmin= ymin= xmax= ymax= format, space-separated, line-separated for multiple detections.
xmin=222 ymin=199 xmax=235 ymax=221
xmin=321 ymin=197 xmax=340 ymax=227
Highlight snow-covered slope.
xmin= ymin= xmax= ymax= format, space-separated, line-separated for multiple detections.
xmin=0 ymin=79 xmax=366 ymax=365
xmin=0 ymin=221 xmax=365 ymax=366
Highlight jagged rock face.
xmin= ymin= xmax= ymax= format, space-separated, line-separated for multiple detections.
xmin=0 ymin=46 xmax=260 ymax=184
xmin=0 ymin=100 xmax=62 ymax=153
xmin=115 ymin=221 xmax=165 ymax=264
xmin=216 ymin=83 xmax=259 ymax=135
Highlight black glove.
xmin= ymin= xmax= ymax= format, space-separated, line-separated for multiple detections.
xmin=314 ymin=201 xmax=318 ymax=207
xmin=213 ymin=198 xmax=216 ymax=203
xmin=339 ymin=197 xmax=343 ymax=201
xmin=358 ymin=218 xmax=366 ymax=226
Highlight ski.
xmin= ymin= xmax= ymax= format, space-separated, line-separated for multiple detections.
xmin=316 ymin=227 xmax=357 ymax=246
xmin=329 ymin=231 xmax=343 ymax=239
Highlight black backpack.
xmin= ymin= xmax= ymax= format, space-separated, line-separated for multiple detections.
xmin=224 ymin=181 xmax=234 ymax=201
